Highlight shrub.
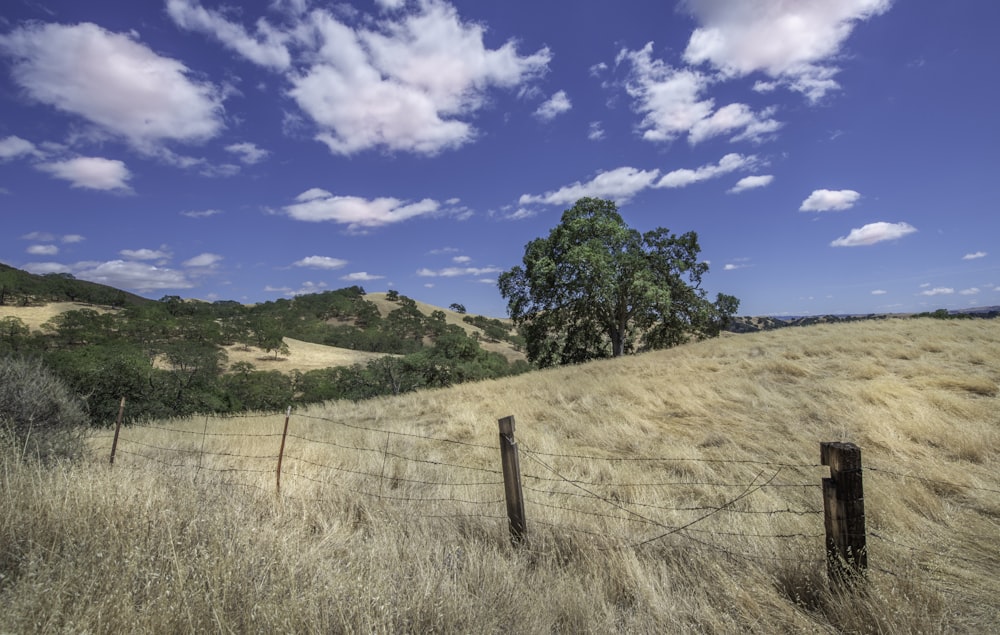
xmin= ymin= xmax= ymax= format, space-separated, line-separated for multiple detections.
xmin=0 ymin=357 xmax=89 ymax=461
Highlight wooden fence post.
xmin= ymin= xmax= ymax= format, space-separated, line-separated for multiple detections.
xmin=498 ymin=415 xmax=527 ymax=545
xmin=821 ymin=441 xmax=867 ymax=587
xmin=276 ymin=406 xmax=291 ymax=494
xmin=109 ymin=397 xmax=125 ymax=465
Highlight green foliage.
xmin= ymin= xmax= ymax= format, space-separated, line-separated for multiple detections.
xmin=499 ymin=197 xmax=739 ymax=367
xmin=449 ymin=303 xmax=467 ymax=314
xmin=0 ymin=263 xmax=147 ymax=307
xmin=0 ymin=356 xmax=89 ymax=461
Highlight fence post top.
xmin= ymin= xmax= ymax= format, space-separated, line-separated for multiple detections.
xmin=498 ymin=415 xmax=515 ymax=435
xmin=821 ymin=441 xmax=862 ymax=472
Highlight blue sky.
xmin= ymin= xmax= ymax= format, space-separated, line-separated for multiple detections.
xmin=1 ymin=0 xmax=997 ymax=317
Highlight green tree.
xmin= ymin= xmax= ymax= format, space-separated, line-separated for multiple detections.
xmin=449 ymin=303 xmax=467 ymax=314
xmin=498 ymin=197 xmax=738 ymax=367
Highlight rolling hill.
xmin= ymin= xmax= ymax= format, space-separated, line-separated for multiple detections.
xmin=3 ymin=317 xmax=998 ymax=632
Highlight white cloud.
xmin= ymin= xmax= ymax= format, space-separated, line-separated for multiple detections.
xmin=729 ymin=174 xmax=774 ymax=193
xmin=871 ymin=289 xmax=887 ymax=295
xmin=0 ymin=135 xmax=42 ymax=160
xmin=225 ymin=142 xmax=270 ymax=164
xmin=452 ymin=255 xmax=472 ymax=264
xmin=181 ymin=209 xmax=224 ymax=218
xmin=27 ymin=244 xmax=59 ymax=256
xmin=520 ymin=166 xmax=661 ymax=206
xmin=800 ymin=189 xmax=860 ymax=211
xmin=962 ymin=251 xmax=987 ymax=260
xmin=417 ymin=266 xmax=502 ymax=277
xmin=62 ymin=234 xmax=85 ymax=244
xmin=830 ymin=221 xmax=917 ymax=247
xmin=166 ymin=0 xmax=292 ymax=70
xmin=618 ymin=43 xmax=781 ymax=145
xmin=75 ymin=260 xmax=194 ymax=291
xmin=183 ymin=253 xmax=223 ymax=268
xmin=919 ymin=287 xmax=954 ymax=297
xmin=656 ymin=153 xmax=756 ymax=188
xmin=341 ymin=272 xmax=384 ymax=281
xmin=23 ymin=262 xmax=73 ymax=275
xmin=959 ymin=288 xmax=980 ymax=296
xmin=293 ymin=255 xmax=349 ymax=269
xmin=0 ymin=23 xmax=224 ymax=151
xmin=534 ymin=90 xmax=572 ymax=121
xmin=121 ymin=248 xmax=171 ymax=261
xmin=36 ymin=157 xmax=132 ymax=191
xmin=588 ymin=122 xmax=605 ymax=141
xmin=681 ymin=0 xmax=892 ymax=102
xmin=288 ymin=2 xmax=550 ymax=155
xmin=723 ymin=263 xmax=747 ymax=271
xmin=284 ymin=191 xmax=441 ymax=231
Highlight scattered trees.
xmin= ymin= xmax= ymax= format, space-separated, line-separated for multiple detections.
xmin=499 ymin=197 xmax=739 ymax=367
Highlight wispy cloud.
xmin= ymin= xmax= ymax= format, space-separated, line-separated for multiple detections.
xmin=293 ymin=255 xmax=348 ymax=270
xmin=534 ymin=90 xmax=572 ymax=121
xmin=656 ymin=153 xmax=757 ymax=188
xmin=728 ymin=174 xmax=773 ymax=193
xmin=36 ymin=156 xmax=132 ymax=191
xmin=962 ymin=251 xmax=987 ymax=260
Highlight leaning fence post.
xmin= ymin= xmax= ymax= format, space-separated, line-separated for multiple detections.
xmin=498 ymin=415 xmax=527 ymax=545
xmin=109 ymin=396 xmax=125 ymax=465
xmin=276 ymin=406 xmax=291 ymax=495
xmin=821 ymin=441 xmax=867 ymax=587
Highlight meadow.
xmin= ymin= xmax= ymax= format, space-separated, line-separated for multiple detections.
xmin=2 ymin=318 xmax=998 ymax=633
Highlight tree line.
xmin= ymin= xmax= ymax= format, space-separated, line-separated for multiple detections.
xmin=0 ymin=286 xmax=528 ymax=426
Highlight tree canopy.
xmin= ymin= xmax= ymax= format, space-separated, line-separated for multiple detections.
xmin=498 ymin=197 xmax=739 ymax=367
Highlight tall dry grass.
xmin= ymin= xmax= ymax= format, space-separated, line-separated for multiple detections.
xmin=2 ymin=318 xmax=998 ymax=633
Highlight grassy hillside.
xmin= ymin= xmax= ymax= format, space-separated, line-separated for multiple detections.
xmin=2 ymin=318 xmax=998 ymax=632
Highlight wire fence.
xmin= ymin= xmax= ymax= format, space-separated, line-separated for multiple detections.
xmin=89 ymin=408 xmax=999 ymax=590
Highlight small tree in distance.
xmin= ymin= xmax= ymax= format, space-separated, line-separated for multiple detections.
xmin=498 ymin=197 xmax=739 ymax=367
xmin=449 ymin=303 xmax=467 ymax=314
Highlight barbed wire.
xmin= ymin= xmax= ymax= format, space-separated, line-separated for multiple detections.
xmin=295 ymin=412 xmax=496 ymax=450
xmin=136 ymin=423 xmax=285 ymax=438
xmin=283 ymin=470 xmax=503 ymax=505
xmin=519 ymin=446 xmax=820 ymax=470
xmin=116 ymin=437 xmax=278 ymax=460
xmin=865 ymin=466 xmax=1000 ymax=495
xmin=283 ymin=452 xmax=503 ymax=487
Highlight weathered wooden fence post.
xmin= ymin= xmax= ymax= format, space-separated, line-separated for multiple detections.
xmin=276 ymin=406 xmax=291 ymax=494
xmin=109 ymin=396 xmax=125 ymax=465
xmin=821 ymin=441 xmax=867 ymax=587
xmin=498 ymin=415 xmax=527 ymax=545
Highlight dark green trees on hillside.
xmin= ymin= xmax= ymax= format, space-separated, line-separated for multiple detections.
xmin=498 ymin=197 xmax=739 ymax=367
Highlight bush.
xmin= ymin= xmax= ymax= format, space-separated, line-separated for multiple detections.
xmin=0 ymin=357 xmax=89 ymax=461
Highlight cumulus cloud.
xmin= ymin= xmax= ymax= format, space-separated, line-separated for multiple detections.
xmin=183 ymin=253 xmax=223 ymax=268
xmin=293 ymin=256 xmax=349 ymax=269
xmin=341 ymin=272 xmax=384 ymax=281
xmin=656 ymin=153 xmax=756 ymax=188
xmin=0 ymin=22 xmax=224 ymax=151
xmin=800 ymin=189 xmax=860 ymax=211
xmin=919 ymin=287 xmax=953 ymax=297
xmin=225 ymin=142 xmax=270 ymax=164
xmin=618 ymin=43 xmax=781 ymax=145
xmin=534 ymin=90 xmax=572 ymax=121
xmin=0 ymin=135 xmax=43 ymax=160
xmin=75 ymin=260 xmax=194 ymax=291
xmin=121 ymin=248 xmax=171 ymax=261
xmin=284 ymin=189 xmax=441 ymax=231
xmin=519 ymin=166 xmax=661 ymax=206
xmin=830 ymin=221 xmax=917 ymax=247
xmin=729 ymin=174 xmax=774 ymax=193
xmin=959 ymin=288 xmax=980 ymax=296
xmin=36 ymin=157 xmax=132 ymax=191
xmin=166 ymin=0 xmax=292 ymax=70
xmin=962 ymin=251 xmax=987 ymax=260
xmin=681 ymin=0 xmax=892 ymax=102
xmin=588 ymin=122 xmax=606 ymax=141
xmin=27 ymin=244 xmax=59 ymax=256
xmin=287 ymin=2 xmax=550 ymax=155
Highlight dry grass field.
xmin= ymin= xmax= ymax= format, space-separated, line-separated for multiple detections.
xmin=0 ymin=301 xmax=114 ymax=331
xmin=2 ymin=318 xmax=998 ymax=633
xmin=223 ymin=337 xmax=392 ymax=372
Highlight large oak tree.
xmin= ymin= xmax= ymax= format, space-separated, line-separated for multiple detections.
xmin=498 ymin=197 xmax=739 ymax=367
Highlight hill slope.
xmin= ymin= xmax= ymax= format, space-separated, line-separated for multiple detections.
xmin=3 ymin=318 xmax=998 ymax=632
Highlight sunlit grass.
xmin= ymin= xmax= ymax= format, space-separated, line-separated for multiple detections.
xmin=2 ymin=318 xmax=998 ymax=632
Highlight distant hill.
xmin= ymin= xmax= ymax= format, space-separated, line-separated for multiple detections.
xmin=0 ymin=262 xmax=151 ymax=308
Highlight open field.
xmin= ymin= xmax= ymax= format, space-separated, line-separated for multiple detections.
xmin=223 ymin=337 xmax=392 ymax=372
xmin=0 ymin=301 xmax=114 ymax=331
xmin=2 ymin=318 xmax=998 ymax=632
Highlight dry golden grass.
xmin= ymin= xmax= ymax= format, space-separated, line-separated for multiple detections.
xmin=3 ymin=318 xmax=998 ymax=633
xmin=0 ymin=302 xmax=114 ymax=331
xmin=223 ymin=337 xmax=391 ymax=372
